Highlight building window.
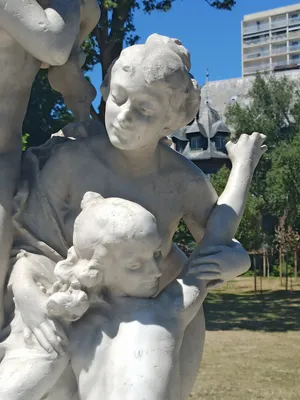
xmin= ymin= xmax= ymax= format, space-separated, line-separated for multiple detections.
xmin=190 ymin=136 xmax=206 ymax=150
xmin=213 ymin=135 xmax=227 ymax=152
xmin=291 ymin=54 xmax=300 ymax=60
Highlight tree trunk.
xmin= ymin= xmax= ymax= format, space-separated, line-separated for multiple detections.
xmin=279 ymin=248 xmax=283 ymax=286
xmin=267 ymin=255 xmax=270 ymax=278
xmin=285 ymin=253 xmax=288 ymax=291
xmin=253 ymin=255 xmax=257 ymax=293
xmin=294 ymin=249 xmax=298 ymax=279
xmin=263 ymin=250 xmax=267 ymax=278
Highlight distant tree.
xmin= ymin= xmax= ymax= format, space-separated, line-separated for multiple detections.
xmin=23 ymin=70 xmax=73 ymax=147
xmin=173 ymin=220 xmax=196 ymax=256
xmin=225 ymin=73 xmax=300 ymax=260
xmin=205 ymin=0 xmax=236 ymax=10
xmin=226 ymin=74 xmax=300 ymax=146
xmin=266 ymin=133 xmax=300 ymax=230
xmin=24 ymin=0 xmax=236 ymax=146
xmin=210 ymin=165 xmax=264 ymax=251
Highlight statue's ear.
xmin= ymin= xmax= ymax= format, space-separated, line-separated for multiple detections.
xmin=81 ymin=191 xmax=104 ymax=210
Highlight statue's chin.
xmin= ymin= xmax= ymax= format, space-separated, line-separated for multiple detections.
xmin=127 ymin=282 xmax=160 ymax=298
xmin=108 ymin=130 xmax=141 ymax=151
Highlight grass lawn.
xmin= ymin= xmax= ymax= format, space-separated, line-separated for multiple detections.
xmin=190 ymin=277 xmax=300 ymax=400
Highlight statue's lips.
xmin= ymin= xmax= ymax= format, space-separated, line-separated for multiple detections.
xmin=112 ymin=122 xmax=131 ymax=133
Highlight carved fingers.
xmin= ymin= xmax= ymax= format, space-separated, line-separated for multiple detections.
xmin=226 ymin=132 xmax=267 ymax=170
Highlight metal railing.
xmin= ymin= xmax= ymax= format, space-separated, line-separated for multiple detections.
xmin=243 ymin=23 xmax=270 ymax=35
xmin=288 ymin=30 xmax=300 ymax=39
xmin=271 ymin=59 xmax=296 ymax=69
xmin=289 ymin=43 xmax=300 ymax=51
xmin=271 ymin=46 xmax=287 ymax=54
xmin=244 ymin=63 xmax=270 ymax=74
xmin=271 ymin=19 xmax=287 ymax=29
xmin=289 ymin=16 xmax=300 ymax=25
xmin=244 ymin=50 xmax=270 ymax=60
xmin=271 ymin=33 xmax=287 ymax=42
xmin=243 ymin=36 xmax=270 ymax=47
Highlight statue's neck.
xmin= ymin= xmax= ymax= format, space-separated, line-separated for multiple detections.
xmin=111 ymin=142 xmax=161 ymax=178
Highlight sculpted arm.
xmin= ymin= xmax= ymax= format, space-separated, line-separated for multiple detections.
xmin=47 ymin=0 xmax=100 ymax=124
xmin=186 ymin=133 xmax=266 ymax=248
xmin=183 ymin=133 xmax=266 ymax=284
xmin=0 ymin=0 xmax=80 ymax=65
xmin=10 ymin=253 xmax=67 ymax=355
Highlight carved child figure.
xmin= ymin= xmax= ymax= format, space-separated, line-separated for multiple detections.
xmin=0 ymin=192 xmax=163 ymax=399
xmin=46 ymin=192 xmax=163 ymax=322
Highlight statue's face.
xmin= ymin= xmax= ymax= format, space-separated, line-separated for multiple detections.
xmin=105 ymin=68 xmax=169 ymax=151
xmin=101 ymin=216 xmax=162 ymax=298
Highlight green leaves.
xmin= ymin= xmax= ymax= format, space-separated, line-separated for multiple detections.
xmin=210 ymin=166 xmax=264 ymax=251
xmin=225 ymin=73 xmax=300 ymax=250
xmin=204 ymin=0 xmax=236 ymax=10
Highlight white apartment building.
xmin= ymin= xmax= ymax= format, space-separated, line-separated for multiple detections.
xmin=242 ymin=4 xmax=300 ymax=76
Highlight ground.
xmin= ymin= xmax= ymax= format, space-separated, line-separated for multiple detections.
xmin=190 ymin=277 xmax=300 ymax=400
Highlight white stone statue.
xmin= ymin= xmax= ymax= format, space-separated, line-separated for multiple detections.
xmin=0 ymin=0 xmax=100 ymax=329
xmin=0 ymin=33 xmax=267 ymax=398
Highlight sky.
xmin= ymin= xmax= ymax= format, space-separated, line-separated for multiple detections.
xmin=90 ymin=0 xmax=299 ymax=106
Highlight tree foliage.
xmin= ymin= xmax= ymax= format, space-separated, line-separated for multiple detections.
xmin=225 ymin=73 xmax=300 ymax=254
xmin=205 ymin=0 xmax=236 ymax=10
xmin=23 ymin=0 xmax=236 ymax=145
xmin=210 ymin=166 xmax=264 ymax=251
xmin=226 ymin=74 xmax=300 ymax=146
xmin=23 ymin=70 xmax=73 ymax=147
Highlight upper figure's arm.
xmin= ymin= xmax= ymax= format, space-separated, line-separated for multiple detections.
xmin=0 ymin=0 xmax=81 ymax=65
xmin=78 ymin=0 xmax=100 ymax=45
xmin=182 ymin=163 xmax=218 ymax=243
xmin=39 ymin=141 xmax=72 ymax=206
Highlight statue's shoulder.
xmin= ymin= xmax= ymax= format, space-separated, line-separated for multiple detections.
xmin=158 ymin=142 xmax=206 ymax=181
xmin=51 ymin=121 xmax=109 ymax=158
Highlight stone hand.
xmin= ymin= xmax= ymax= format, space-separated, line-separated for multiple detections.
xmin=186 ymin=240 xmax=251 ymax=289
xmin=15 ymin=290 xmax=68 ymax=356
xmin=226 ymin=132 xmax=267 ymax=171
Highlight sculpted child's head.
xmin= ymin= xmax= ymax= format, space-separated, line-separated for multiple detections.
xmin=101 ymin=33 xmax=200 ymax=151
xmin=53 ymin=192 xmax=162 ymax=301
xmin=47 ymin=192 xmax=162 ymax=321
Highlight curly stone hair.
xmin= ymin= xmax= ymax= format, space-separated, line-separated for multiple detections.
xmin=101 ymin=33 xmax=201 ymax=134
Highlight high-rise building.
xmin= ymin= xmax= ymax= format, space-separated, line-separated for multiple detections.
xmin=242 ymin=4 xmax=300 ymax=76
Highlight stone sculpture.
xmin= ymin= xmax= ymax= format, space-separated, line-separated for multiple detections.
xmin=0 ymin=0 xmax=100 ymax=329
xmin=0 ymin=25 xmax=267 ymax=399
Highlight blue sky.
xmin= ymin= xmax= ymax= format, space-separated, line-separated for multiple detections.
xmin=90 ymin=0 xmax=298 ymax=106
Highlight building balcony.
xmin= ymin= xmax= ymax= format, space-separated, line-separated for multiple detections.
xmin=271 ymin=46 xmax=287 ymax=55
xmin=244 ymin=63 xmax=270 ymax=74
xmin=243 ymin=36 xmax=269 ymax=47
xmin=270 ymin=33 xmax=287 ymax=43
xmin=289 ymin=43 xmax=300 ymax=52
xmin=288 ymin=30 xmax=300 ymax=39
xmin=289 ymin=16 xmax=300 ymax=26
xmin=244 ymin=50 xmax=270 ymax=60
xmin=271 ymin=59 xmax=296 ymax=70
xmin=271 ymin=19 xmax=287 ymax=29
xmin=243 ymin=22 xmax=270 ymax=35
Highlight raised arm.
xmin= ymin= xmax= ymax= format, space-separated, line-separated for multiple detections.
xmin=182 ymin=133 xmax=266 ymax=285
xmin=47 ymin=0 xmax=100 ymax=125
xmin=0 ymin=0 xmax=81 ymax=65
xmin=198 ymin=133 xmax=266 ymax=248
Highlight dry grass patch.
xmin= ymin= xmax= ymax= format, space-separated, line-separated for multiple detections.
xmin=189 ymin=278 xmax=300 ymax=400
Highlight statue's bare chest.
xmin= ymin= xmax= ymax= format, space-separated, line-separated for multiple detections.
xmin=71 ymin=157 xmax=183 ymax=239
